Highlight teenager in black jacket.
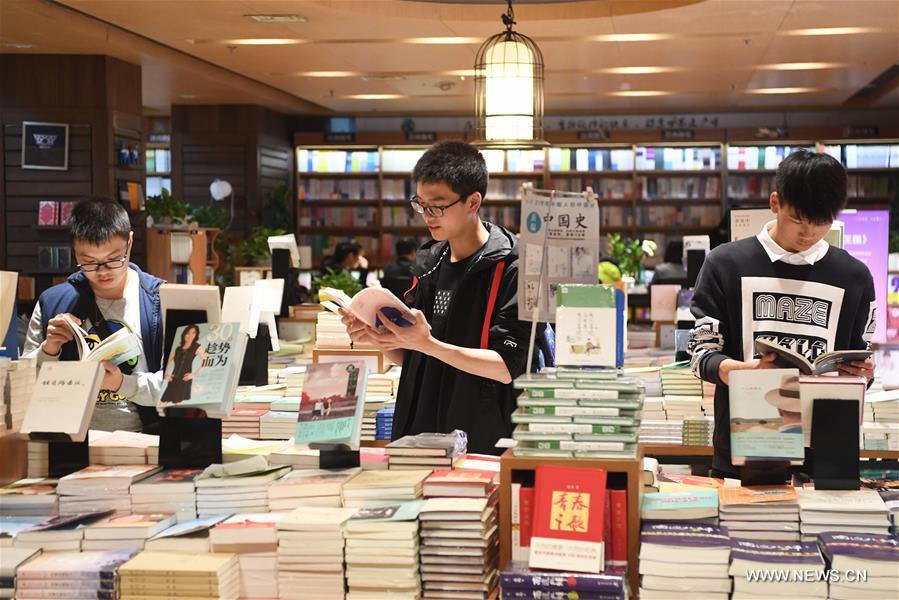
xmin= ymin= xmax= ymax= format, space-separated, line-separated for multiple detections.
xmin=341 ymin=141 xmax=535 ymax=454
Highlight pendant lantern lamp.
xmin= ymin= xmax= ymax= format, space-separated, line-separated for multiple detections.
xmin=473 ymin=0 xmax=548 ymax=148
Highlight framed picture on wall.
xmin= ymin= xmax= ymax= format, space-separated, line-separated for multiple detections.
xmin=22 ymin=121 xmax=69 ymax=170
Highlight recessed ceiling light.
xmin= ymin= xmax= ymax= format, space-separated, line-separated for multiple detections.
xmin=244 ymin=14 xmax=308 ymax=23
xmin=592 ymin=33 xmax=674 ymax=42
xmin=599 ymin=66 xmax=682 ymax=74
xmin=294 ymin=71 xmax=361 ymax=77
xmin=443 ymin=69 xmax=476 ymax=77
xmin=345 ymin=94 xmax=405 ymax=100
xmin=4 ymin=42 xmax=35 ymax=49
xmin=609 ymin=90 xmax=671 ymax=97
xmin=403 ymin=37 xmax=481 ymax=45
xmin=756 ymin=62 xmax=845 ymax=70
xmin=744 ymin=87 xmax=818 ymax=94
xmin=220 ymin=38 xmax=305 ymax=45
xmin=781 ymin=27 xmax=880 ymax=36
xmin=178 ymin=94 xmax=197 ymax=99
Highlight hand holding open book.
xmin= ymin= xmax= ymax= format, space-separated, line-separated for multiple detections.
xmin=754 ymin=338 xmax=871 ymax=376
xmin=59 ymin=314 xmax=142 ymax=366
xmin=319 ymin=287 xmax=416 ymax=330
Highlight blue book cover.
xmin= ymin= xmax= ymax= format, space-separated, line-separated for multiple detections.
xmin=731 ymin=540 xmax=823 ymax=567
xmin=500 ymin=562 xmax=626 ymax=594
xmin=819 ymin=532 xmax=899 ymax=562
xmin=640 ymin=522 xmax=730 ymax=549
xmin=295 ymin=361 xmax=368 ymax=449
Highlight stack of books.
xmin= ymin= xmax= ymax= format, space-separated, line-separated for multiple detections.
xmin=88 ymin=430 xmax=159 ymax=465
xmin=640 ymin=396 xmax=667 ymax=420
xmin=820 ymin=532 xmax=898 ymax=600
xmin=642 ymin=457 xmax=661 ymax=494
xmin=377 ymin=405 xmax=395 ymax=440
xmin=638 ymin=523 xmax=731 ymax=600
xmin=419 ymin=497 xmax=499 ymax=599
xmin=4 ymin=358 xmax=36 ymax=431
xmin=361 ymin=397 xmax=393 ymax=442
xmin=82 ymin=514 xmax=176 ymax=551
xmin=729 ymin=540 xmax=826 ymax=599
xmin=422 ymin=469 xmax=497 ymax=499
xmin=57 ymin=465 xmax=160 ymax=515
xmin=661 ymin=366 xmax=703 ymax=397
xmin=315 ymin=311 xmax=352 ymax=349
xmin=25 ymin=441 xmax=48 ymax=478
xmin=638 ymin=418 xmax=683 ymax=446
xmin=719 ymin=485 xmax=800 ymax=541
xmin=701 ymin=381 xmax=716 ymax=417
xmin=260 ymin=411 xmax=298 ymax=440
xmin=798 ymin=489 xmax=891 ymax=541
xmin=222 ymin=409 xmax=266 ymax=438
xmin=13 ymin=512 xmax=113 ymax=552
xmin=681 ymin=415 xmax=714 ymax=446
xmin=275 ymin=366 xmax=306 ymax=397
xmin=864 ymin=392 xmax=899 ymax=450
xmin=267 ymin=445 xmax=321 ymax=470
xmin=118 ymin=551 xmax=241 ymax=600
xmin=277 ymin=506 xmax=358 ymax=600
xmin=511 ymin=370 xmax=642 ymax=458
xmin=16 ymin=550 xmax=135 ymax=600
xmin=341 ymin=470 xmax=429 ymax=508
xmin=0 ymin=479 xmax=58 ymax=516
xmin=210 ymin=513 xmax=283 ymax=599
xmin=0 ymin=547 xmax=39 ymax=598
xmin=268 ymin=468 xmax=360 ymax=511
xmin=130 ymin=469 xmax=202 ymax=522
xmin=386 ymin=432 xmax=467 ymax=470
xmin=500 ymin=563 xmax=627 ymax=600
xmin=641 ymin=489 xmax=719 ymax=524
xmin=144 ymin=515 xmax=229 ymax=553
xmin=195 ymin=465 xmax=290 ymax=517
xmin=344 ymin=501 xmax=424 ymax=600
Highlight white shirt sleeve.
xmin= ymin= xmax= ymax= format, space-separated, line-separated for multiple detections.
xmin=22 ymin=302 xmax=61 ymax=366
xmin=119 ymin=370 xmax=164 ymax=407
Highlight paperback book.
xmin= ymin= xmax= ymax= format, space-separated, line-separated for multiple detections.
xmin=555 ymin=284 xmax=624 ymax=369
xmin=755 ymin=338 xmax=871 ymax=375
xmin=295 ymin=361 xmax=368 ymax=449
xmin=729 ymin=368 xmax=803 ymax=465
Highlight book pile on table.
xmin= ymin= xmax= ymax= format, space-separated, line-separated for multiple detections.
xmin=798 ymin=489 xmax=890 ymax=541
xmin=719 ymin=485 xmax=800 ymax=542
xmin=511 ymin=370 xmax=643 ymax=458
xmin=25 ymin=441 xmax=48 ymax=478
xmin=419 ymin=497 xmax=499 ymax=599
xmin=277 ymin=506 xmax=357 ymax=600
xmin=820 ymin=532 xmax=898 ymax=600
xmin=195 ymin=464 xmax=290 ymax=517
xmin=4 ymin=358 xmax=36 ymax=431
xmin=344 ymin=500 xmax=423 ymax=600
xmin=682 ymin=415 xmax=714 ymax=446
xmin=57 ymin=465 xmax=161 ymax=515
xmin=642 ymin=457 xmax=661 ymax=494
xmin=88 ymin=430 xmax=159 ymax=465
xmin=386 ymin=432 xmax=468 ymax=470
xmin=267 ymin=445 xmax=321 ymax=470
xmin=118 ymin=551 xmax=240 ymax=600
xmin=82 ymin=513 xmax=176 ymax=551
xmin=377 ymin=405 xmax=395 ymax=440
xmin=499 ymin=563 xmax=627 ymax=600
xmin=661 ymin=366 xmax=703 ymax=397
xmin=0 ymin=479 xmax=58 ymax=516
xmin=222 ymin=409 xmax=266 ymax=438
xmin=268 ymin=468 xmax=360 ymax=511
xmin=864 ymin=391 xmax=899 ymax=450
xmin=422 ymin=469 xmax=497 ymax=499
xmin=16 ymin=549 xmax=135 ymax=600
xmin=361 ymin=391 xmax=394 ymax=442
xmin=0 ymin=547 xmax=39 ymax=598
xmin=701 ymin=381 xmax=715 ymax=417
xmin=144 ymin=515 xmax=228 ymax=553
xmin=12 ymin=512 xmax=112 ymax=552
xmin=729 ymin=539 xmax=826 ymax=599
xmin=210 ymin=513 xmax=283 ymax=599
xmin=315 ymin=311 xmax=352 ymax=349
xmin=130 ymin=468 xmax=202 ymax=522
xmin=638 ymin=523 xmax=731 ymax=600
xmin=275 ymin=366 xmax=306 ymax=397
xmin=641 ymin=489 xmax=719 ymax=525
xmin=260 ymin=411 xmax=298 ymax=440
xmin=341 ymin=470 xmax=429 ymax=508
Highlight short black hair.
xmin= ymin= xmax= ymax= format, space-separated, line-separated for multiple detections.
xmin=334 ymin=241 xmax=362 ymax=264
xmin=68 ymin=196 xmax=131 ymax=244
xmin=395 ymin=239 xmax=417 ymax=257
xmin=412 ymin=140 xmax=488 ymax=201
xmin=775 ymin=150 xmax=847 ymax=224
xmin=664 ymin=240 xmax=683 ymax=264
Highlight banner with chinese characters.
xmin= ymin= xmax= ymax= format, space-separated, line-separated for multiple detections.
xmin=518 ymin=188 xmax=600 ymax=322
xmin=841 ymin=210 xmax=889 ymax=344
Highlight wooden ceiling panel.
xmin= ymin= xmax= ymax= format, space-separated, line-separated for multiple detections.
xmin=777 ymin=0 xmax=899 ymax=30
xmin=609 ymin=0 xmax=791 ymax=34
xmin=320 ymin=43 xmax=477 ymax=72
xmin=762 ymin=33 xmax=899 ymax=64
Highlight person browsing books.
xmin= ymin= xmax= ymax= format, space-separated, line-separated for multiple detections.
xmin=340 ymin=141 xmax=537 ymax=454
xmin=380 ymin=238 xmax=417 ymax=302
xmin=688 ymin=150 xmax=876 ymax=478
xmin=23 ymin=197 xmax=165 ymax=433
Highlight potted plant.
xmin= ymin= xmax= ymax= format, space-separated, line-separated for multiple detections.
xmin=607 ymin=233 xmax=657 ymax=285
xmin=143 ymin=189 xmax=194 ymax=229
xmin=312 ymin=268 xmax=363 ymax=301
xmin=237 ymin=226 xmax=287 ymax=267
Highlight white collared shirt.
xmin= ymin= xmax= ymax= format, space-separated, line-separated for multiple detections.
xmin=756 ymin=220 xmax=829 ymax=266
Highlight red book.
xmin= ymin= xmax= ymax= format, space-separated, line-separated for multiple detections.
xmin=519 ymin=486 xmax=534 ymax=551
xmin=59 ymin=201 xmax=76 ymax=225
xmin=608 ymin=489 xmax=628 ymax=566
xmin=603 ymin=490 xmax=612 ymax=565
xmin=38 ymin=201 xmax=58 ymax=226
xmin=422 ymin=469 xmax=496 ymax=497
xmin=529 ymin=465 xmax=607 ymax=573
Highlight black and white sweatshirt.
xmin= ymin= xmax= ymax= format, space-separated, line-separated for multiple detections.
xmin=688 ymin=224 xmax=876 ymax=474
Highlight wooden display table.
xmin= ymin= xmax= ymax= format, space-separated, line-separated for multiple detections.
xmin=498 ymin=449 xmax=642 ymax=597
xmin=642 ymin=443 xmax=899 ymax=461
xmin=0 ymin=431 xmax=27 ymax=485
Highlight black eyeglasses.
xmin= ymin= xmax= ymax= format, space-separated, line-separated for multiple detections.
xmin=410 ymin=193 xmax=469 ymax=218
xmin=77 ymin=242 xmax=131 ymax=272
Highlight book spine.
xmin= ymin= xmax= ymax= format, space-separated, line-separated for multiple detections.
xmin=609 ymin=489 xmax=628 ymax=566
xmin=511 ymin=482 xmax=522 ymax=562
xmin=502 ymin=590 xmax=622 ymax=600
xmin=499 ymin=573 xmax=624 ymax=593
xmin=520 ymin=486 xmax=534 ymax=560
xmin=603 ymin=489 xmax=612 ymax=570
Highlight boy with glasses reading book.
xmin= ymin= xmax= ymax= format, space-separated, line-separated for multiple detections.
xmin=341 ymin=141 xmax=537 ymax=454
xmin=24 ymin=197 xmax=166 ymax=432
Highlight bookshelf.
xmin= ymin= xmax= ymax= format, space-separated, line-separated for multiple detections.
xmin=145 ymin=117 xmax=172 ymax=199
xmin=146 ymin=227 xmax=219 ymax=285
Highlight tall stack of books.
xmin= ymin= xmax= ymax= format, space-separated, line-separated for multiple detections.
xmin=361 ymin=396 xmax=394 ymax=442
xmin=0 ymin=547 xmax=39 ymax=598
xmin=276 ymin=506 xmax=357 ymax=600
xmin=377 ymin=405 xmax=395 ymax=440
xmin=13 ymin=512 xmax=113 ymax=552
xmin=728 ymin=539 xmax=826 ymax=599
xmin=641 ymin=489 xmax=719 ymax=524
xmin=4 ymin=358 xmax=36 ymax=431
xmin=82 ymin=514 xmax=176 ymax=551
xmin=88 ymin=430 xmax=159 ymax=465
xmin=118 ymin=551 xmax=241 ymax=600
xmin=0 ymin=479 xmax=58 ymax=516
xmin=210 ymin=513 xmax=283 ymax=599
xmin=222 ymin=409 xmax=266 ymax=439
xmin=267 ymin=468 xmax=360 ymax=511
xmin=719 ymin=485 xmax=800 ymax=541
xmin=865 ymin=393 xmax=899 ymax=450
xmin=260 ymin=411 xmax=297 ymax=440
xmin=820 ymin=532 xmax=899 ymax=600
xmin=26 ymin=441 xmax=48 ymax=478
xmin=341 ymin=470 xmax=429 ymax=508
xmin=315 ymin=312 xmax=352 ymax=349
xmin=797 ymin=489 xmax=891 ymax=541
xmin=638 ymin=523 xmax=731 ymax=600
xmin=57 ymin=465 xmax=160 ymax=516
xmin=16 ymin=550 xmax=135 ymax=600
xmin=130 ymin=469 xmax=202 ymax=522
xmin=275 ymin=366 xmax=306 ymax=396
xmin=195 ymin=465 xmax=290 ymax=517
xmin=344 ymin=501 xmax=424 ymax=600
xmin=681 ymin=416 xmax=714 ymax=446
xmin=386 ymin=432 xmax=467 ymax=470
xmin=511 ymin=370 xmax=642 ymax=458
xmin=419 ymin=497 xmax=499 ymax=599
xmin=500 ymin=563 xmax=627 ymax=600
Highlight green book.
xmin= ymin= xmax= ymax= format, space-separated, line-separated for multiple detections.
xmin=512 ymin=447 xmax=573 ymax=458
xmin=573 ymin=432 xmax=638 ymax=443
xmin=511 ymin=413 xmax=573 ymax=425
xmin=525 ymin=422 xmax=623 ymax=434
xmin=527 ymin=388 xmax=619 ymax=400
xmin=531 ymin=440 xmax=626 ymax=452
xmin=577 ymin=399 xmax=642 ymax=410
xmin=527 ymin=406 xmax=620 ymax=417
xmin=513 ymin=373 xmax=576 ymax=390
xmin=512 ymin=430 xmax=574 ymax=442
xmin=572 ymin=415 xmax=638 ymax=426
xmin=517 ymin=397 xmax=579 ymax=408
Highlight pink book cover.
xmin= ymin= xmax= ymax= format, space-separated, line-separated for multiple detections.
xmin=59 ymin=201 xmax=76 ymax=225
xmin=38 ymin=201 xmax=58 ymax=226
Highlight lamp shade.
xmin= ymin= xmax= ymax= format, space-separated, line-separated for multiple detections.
xmin=210 ymin=179 xmax=233 ymax=201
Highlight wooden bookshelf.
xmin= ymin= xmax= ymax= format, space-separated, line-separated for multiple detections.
xmin=146 ymin=227 xmax=219 ymax=285
xmin=498 ymin=449 xmax=642 ymax=598
xmin=0 ymin=431 xmax=27 ymax=485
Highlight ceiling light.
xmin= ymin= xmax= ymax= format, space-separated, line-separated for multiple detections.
xmin=473 ymin=0 xmax=547 ymax=148
xmin=757 ymin=62 xmax=845 ymax=70
xmin=4 ymin=42 xmax=35 ymax=49
xmin=295 ymin=71 xmax=361 ymax=77
xmin=599 ymin=66 xmax=682 ymax=74
xmin=404 ymin=37 xmax=482 ymax=45
xmin=591 ymin=33 xmax=674 ymax=42
xmin=178 ymin=94 xmax=197 ymax=99
xmin=345 ymin=94 xmax=405 ymax=100
xmin=781 ymin=27 xmax=880 ymax=36
xmin=220 ymin=38 xmax=304 ymax=45
xmin=744 ymin=87 xmax=819 ymax=94
xmin=244 ymin=14 xmax=308 ymax=23
xmin=443 ymin=69 xmax=476 ymax=77
xmin=609 ymin=90 xmax=671 ymax=97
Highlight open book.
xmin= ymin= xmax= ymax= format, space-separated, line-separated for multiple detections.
xmin=754 ymin=338 xmax=871 ymax=375
xmin=62 ymin=315 xmax=141 ymax=366
xmin=319 ymin=287 xmax=416 ymax=330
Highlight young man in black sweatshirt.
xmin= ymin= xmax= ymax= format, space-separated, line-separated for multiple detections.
xmin=688 ymin=150 xmax=876 ymax=477
xmin=341 ymin=141 xmax=534 ymax=454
